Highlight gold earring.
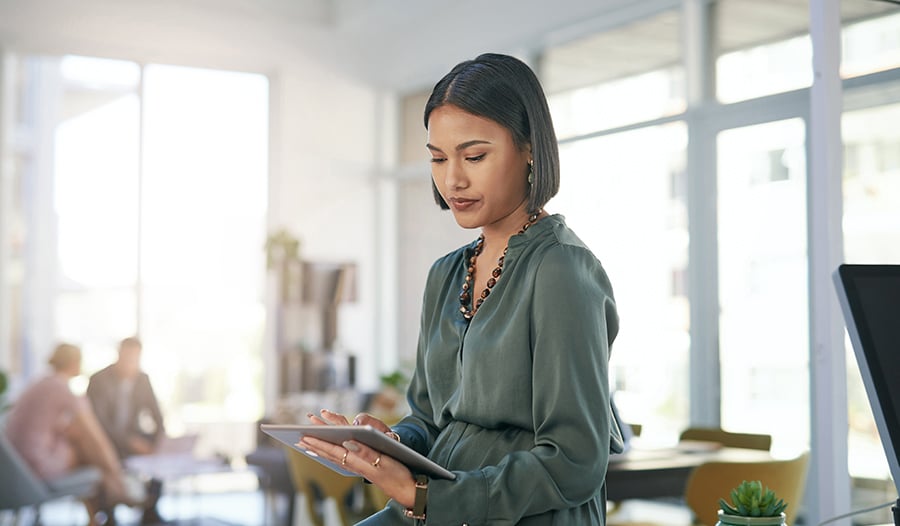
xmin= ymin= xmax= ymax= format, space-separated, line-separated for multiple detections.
xmin=527 ymin=161 xmax=534 ymax=185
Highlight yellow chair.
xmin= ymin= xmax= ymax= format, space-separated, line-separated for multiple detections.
xmin=679 ymin=427 xmax=772 ymax=451
xmin=284 ymin=446 xmax=378 ymax=526
xmin=684 ymin=452 xmax=810 ymax=526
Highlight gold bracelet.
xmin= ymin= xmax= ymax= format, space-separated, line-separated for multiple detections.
xmin=403 ymin=474 xmax=427 ymax=520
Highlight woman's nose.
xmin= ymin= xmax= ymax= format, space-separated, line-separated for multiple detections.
xmin=444 ymin=160 xmax=466 ymax=189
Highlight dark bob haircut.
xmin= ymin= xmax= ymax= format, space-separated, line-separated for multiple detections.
xmin=424 ymin=53 xmax=560 ymax=214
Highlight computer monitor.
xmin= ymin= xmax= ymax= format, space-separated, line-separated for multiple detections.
xmin=833 ymin=264 xmax=900 ymax=505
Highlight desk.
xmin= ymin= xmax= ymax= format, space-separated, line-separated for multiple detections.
xmin=606 ymin=442 xmax=773 ymax=502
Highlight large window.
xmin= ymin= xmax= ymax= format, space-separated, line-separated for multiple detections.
xmin=542 ymin=8 xmax=684 ymax=140
xmin=715 ymin=0 xmax=898 ymax=103
xmin=842 ymin=11 xmax=900 ymax=79
xmin=541 ymin=7 xmax=689 ymax=441
xmin=553 ymin=124 xmax=689 ymax=442
xmin=54 ymin=56 xmax=143 ymax=372
xmin=138 ymin=64 xmax=269 ymax=444
xmin=4 ymin=55 xmax=269 ymax=458
xmin=535 ymin=3 xmax=900 ymax=523
xmin=717 ymin=119 xmax=809 ymax=455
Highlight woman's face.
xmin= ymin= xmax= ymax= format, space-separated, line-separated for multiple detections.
xmin=427 ymin=105 xmax=531 ymax=232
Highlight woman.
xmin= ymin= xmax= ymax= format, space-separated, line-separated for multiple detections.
xmin=301 ymin=53 xmax=623 ymax=525
xmin=4 ymin=343 xmax=141 ymax=524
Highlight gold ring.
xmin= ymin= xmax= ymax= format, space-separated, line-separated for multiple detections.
xmin=341 ymin=451 xmax=349 ymax=466
xmin=372 ymin=455 xmax=382 ymax=468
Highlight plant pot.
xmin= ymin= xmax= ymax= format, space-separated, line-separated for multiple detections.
xmin=716 ymin=510 xmax=787 ymax=526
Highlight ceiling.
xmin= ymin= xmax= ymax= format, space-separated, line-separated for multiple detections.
xmin=203 ymin=0 xmax=898 ymax=94
xmin=278 ymin=0 xmax=646 ymax=92
xmin=0 ymin=0 xmax=896 ymax=94
xmin=0 ymin=0 xmax=644 ymax=92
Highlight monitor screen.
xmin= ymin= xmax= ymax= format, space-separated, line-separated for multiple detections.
xmin=834 ymin=264 xmax=900 ymax=496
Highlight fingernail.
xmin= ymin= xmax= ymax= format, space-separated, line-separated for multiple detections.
xmin=342 ymin=441 xmax=359 ymax=452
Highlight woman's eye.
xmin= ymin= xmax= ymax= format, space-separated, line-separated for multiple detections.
xmin=430 ymin=158 xmax=446 ymax=164
xmin=466 ymin=154 xmax=486 ymax=162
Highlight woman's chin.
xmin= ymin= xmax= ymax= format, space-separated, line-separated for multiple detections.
xmin=451 ymin=215 xmax=481 ymax=230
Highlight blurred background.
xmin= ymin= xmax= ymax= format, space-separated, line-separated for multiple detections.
xmin=0 ymin=0 xmax=899 ymax=524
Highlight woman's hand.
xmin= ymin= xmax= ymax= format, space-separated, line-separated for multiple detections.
xmin=298 ymin=409 xmax=417 ymax=508
xmin=352 ymin=412 xmax=401 ymax=441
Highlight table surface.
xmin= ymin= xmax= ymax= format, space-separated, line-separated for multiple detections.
xmin=606 ymin=441 xmax=774 ymax=502
xmin=125 ymin=452 xmax=240 ymax=481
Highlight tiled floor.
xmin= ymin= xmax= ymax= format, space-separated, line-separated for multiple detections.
xmin=9 ymin=477 xmax=894 ymax=526
xmin=0 ymin=477 xmax=359 ymax=526
xmin=1 ymin=471 xmax=292 ymax=526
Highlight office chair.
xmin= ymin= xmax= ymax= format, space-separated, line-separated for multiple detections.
xmin=684 ymin=451 xmax=810 ymax=526
xmin=0 ymin=430 xmax=102 ymax=524
xmin=679 ymin=427 xmax=773 ymax=451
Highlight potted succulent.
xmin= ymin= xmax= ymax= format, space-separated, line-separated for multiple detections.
xmin=717 ymin=480 xmax=788 ymax=526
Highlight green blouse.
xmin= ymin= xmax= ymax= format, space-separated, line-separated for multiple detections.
xmin=364 ymin=215 xmax=621 ymax=526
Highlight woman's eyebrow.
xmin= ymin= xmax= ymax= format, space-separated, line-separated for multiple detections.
xmin=426 ymin=139 xmax=492 ymax=153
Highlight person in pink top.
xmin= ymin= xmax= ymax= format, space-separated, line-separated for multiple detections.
xmin=4 ymin=343 xmax=141 ymax=525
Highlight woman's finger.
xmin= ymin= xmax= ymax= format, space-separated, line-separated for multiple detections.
xmin=352 ymin=412 xmax=391 ymax=432
xmin=318 ymin=408 xmax=350 ymax=425
xmin=306 ymin=412 xmax=328 ymax=425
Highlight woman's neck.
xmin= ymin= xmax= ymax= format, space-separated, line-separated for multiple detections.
xmin=481 ymin=210 xmax=532 ymax=247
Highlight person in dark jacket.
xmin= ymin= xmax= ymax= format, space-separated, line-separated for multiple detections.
xmin=88 ymin=336 xmax=166 ymax=525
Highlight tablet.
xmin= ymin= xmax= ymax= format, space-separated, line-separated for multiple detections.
xmin=260 ymin=423 xmax=456 ymax=480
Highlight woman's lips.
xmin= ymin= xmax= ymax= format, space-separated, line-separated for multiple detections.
xmin=449 ymin=198 xmax=477 ymax=211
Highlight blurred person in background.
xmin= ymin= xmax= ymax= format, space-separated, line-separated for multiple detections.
xmin=4 ymin=342 xmax=143 ymax=525
xmin=88 ymin=336 xmax=166 ymax=525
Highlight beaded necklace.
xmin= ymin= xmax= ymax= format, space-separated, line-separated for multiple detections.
xmin=459 ymin=210 xmax=541 ymax=320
